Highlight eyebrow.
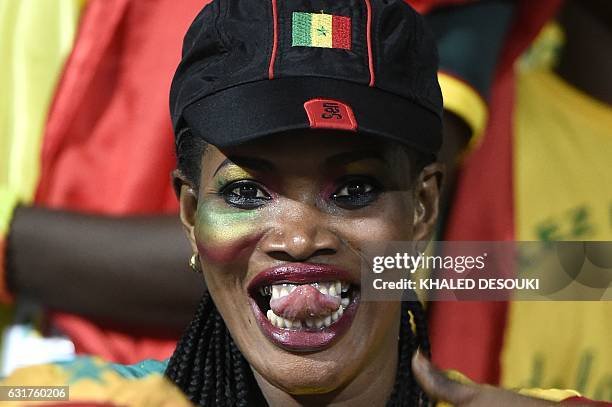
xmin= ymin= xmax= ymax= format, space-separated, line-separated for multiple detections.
xmin=213 ymin=156 xmax=276 ymax=176
xmin=213 ymin=150 xmax=386 ymax=177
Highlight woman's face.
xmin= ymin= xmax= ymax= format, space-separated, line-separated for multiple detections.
xmin=179 ymin=130 xmax=441 ymax=399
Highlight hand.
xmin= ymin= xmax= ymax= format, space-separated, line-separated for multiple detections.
xmin=411 ymin=351 xmax=588 ymax=406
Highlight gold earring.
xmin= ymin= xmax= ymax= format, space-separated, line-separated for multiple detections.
xmin=189 ymin=253 xmax=202 ymax=273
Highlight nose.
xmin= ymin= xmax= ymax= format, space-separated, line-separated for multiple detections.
xmin=260 ymin=203 xmax=341 ymax=262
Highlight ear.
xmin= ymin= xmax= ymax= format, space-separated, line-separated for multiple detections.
xmin=412 ymin=162 xmax=444 ymax=247
xmin=173 ymin=169 xmax=199 ymax=253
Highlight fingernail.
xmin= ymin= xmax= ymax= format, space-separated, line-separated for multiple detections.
xmin=413 ymin=348 xmax=432 ymax=371
xmin=413 ymin=348 xmax=424 ymax=367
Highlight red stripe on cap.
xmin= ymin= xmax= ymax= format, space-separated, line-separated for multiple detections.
xmin=364 ymin=0 xmax=374 ymax=86
xmin=268 ymin=0 xmax=278 ymax=79
xmin=331 ymin=15 xmax=351 ymax=49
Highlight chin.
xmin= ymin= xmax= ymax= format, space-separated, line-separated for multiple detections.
xmin=257 ymin=356 xmax=346 ymax=395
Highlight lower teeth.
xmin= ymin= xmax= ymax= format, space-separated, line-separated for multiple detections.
xmin=266 ymin=304 xmax=347 ymax=330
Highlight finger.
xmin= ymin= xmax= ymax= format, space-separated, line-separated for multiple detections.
xmin=412 ymin=350 xmax=477 ymax=404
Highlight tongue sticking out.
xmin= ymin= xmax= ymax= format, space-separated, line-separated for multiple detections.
xmin=270 ymin=285 xmax=341 ymax=320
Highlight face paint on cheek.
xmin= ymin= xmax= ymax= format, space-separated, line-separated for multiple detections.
xmin=195 ymin=199 xmax=263 ymax=263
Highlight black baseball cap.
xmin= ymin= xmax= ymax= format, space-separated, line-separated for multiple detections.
xmin=170 ymin=0 xmax=443 ymax=154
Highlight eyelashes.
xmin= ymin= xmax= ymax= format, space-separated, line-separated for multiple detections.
xmin=330 ymin=176 xmax=382 ymax=209
xmin=219 ymin=180 xmax=271 ymax=210
xmin=217 ymin=175 xmax=383 ymax=211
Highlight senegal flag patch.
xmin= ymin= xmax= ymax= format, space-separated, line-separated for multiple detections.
xmin=292 ymin=12 xmax=351 ymax=50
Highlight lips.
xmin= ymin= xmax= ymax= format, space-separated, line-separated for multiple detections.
xmin=247 ymin=263 xmax=360 ymax=352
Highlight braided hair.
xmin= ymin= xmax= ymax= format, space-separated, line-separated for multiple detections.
xmin=166 ymin=132 xmax=433 ymax=406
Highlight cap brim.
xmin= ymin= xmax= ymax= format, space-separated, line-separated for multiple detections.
xmin=182 ymin=77 xmax=441 ymax=154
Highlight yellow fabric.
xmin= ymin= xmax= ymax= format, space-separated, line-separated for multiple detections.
xmin=502 ymin=68 xmax=612 ymax=400
xmin=518 ymin=387 xmax=581 ymax=403
xmin=310 ymin=13 xmax=333 ymax=48
xmin=0 ymin=0 xmax=85 ymax=205
xmin=0 ymin=359 xmax=193 ymax=407
xmin=438 ymin=72 xmax=488 ymax=151
xmin=0 ymin=188 xmax=18 ymax=236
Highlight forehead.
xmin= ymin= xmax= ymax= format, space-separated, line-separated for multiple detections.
xmin=203 ymin=130 xmax=409 ymax=170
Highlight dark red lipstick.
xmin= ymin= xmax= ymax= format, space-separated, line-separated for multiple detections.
xmin=247 ymin=263 xmax=360 ymax=352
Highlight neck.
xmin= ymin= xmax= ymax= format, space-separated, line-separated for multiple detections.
xmin=555 ymin=1 xmax=612 ymax=105
xmin=253 ymin=319 xmax=400 ymax=406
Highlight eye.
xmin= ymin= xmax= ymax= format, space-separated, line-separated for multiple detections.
xmin=221 ymin=180 xmax=271 ymax=209
xmin=331 ymin=177 xmax=381 ymax=209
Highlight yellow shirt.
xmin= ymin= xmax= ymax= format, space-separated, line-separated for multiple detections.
xmin=502 ymin=68 xmax=612 ymax=400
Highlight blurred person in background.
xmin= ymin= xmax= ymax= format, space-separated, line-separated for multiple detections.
xmin=429 ymin=0 xmax=612 ymax=401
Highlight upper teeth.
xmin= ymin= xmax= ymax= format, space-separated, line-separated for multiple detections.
xmin=261 ymin=281 xmax=346 ymax=299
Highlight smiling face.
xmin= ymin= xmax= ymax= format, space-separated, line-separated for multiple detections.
xmin=178 ymin=130 xmax=441 ymax=401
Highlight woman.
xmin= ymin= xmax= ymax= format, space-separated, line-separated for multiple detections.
xmin=164 ymin=0 xmax=442 ymax=404
xmin=1 ymin=0 xmax=602 ymax=406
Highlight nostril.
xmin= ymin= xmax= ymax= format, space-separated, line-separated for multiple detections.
xmin=267 ymin=251 xmax=300 ymax=262
xmin=266 ymin=248 xmax=337 ymax=263
xmin=312 ymin=248 xmax=336 ymax=257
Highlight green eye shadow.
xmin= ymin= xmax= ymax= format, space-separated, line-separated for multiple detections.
xmin=213 ymin=166 xmax=253 ymax=191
